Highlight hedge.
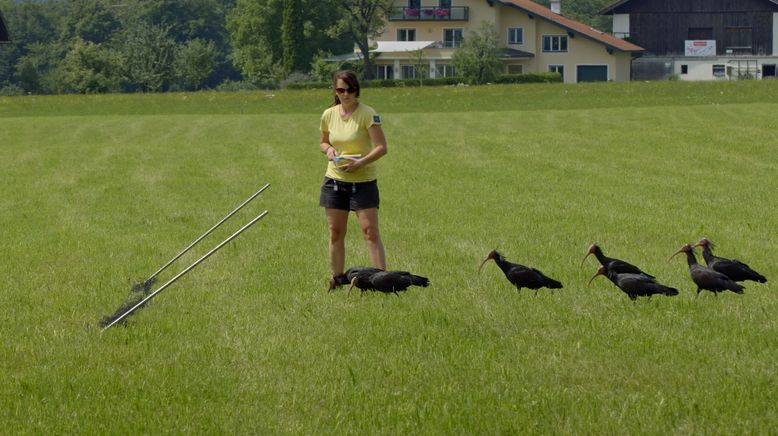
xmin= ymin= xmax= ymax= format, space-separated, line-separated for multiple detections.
xmin=285 ymin=72 xmax=562 ymax=90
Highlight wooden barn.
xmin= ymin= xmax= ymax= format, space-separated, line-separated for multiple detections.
xmin=600 ymin=0 xmax=778 ymax=80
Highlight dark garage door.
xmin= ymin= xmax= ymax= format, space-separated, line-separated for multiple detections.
xmin=577 ymin=65 xmax=608 ymax=82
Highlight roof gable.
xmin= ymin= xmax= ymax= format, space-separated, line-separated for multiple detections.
xmin=495 ymin=0 xmax=644 ymax=52
xmin=600 ymin=0 xmax=778 ymax=15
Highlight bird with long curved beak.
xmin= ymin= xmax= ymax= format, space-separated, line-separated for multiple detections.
xmin=480 ymin=249 xmax=562 ymax=295
xmin=693 ymin=238 xmax=767 ymax=283
xmin=669 ymin=244 xmax=744 ymax=297
xmin=581 ymin=243 xmax=654 ymax=278
xmin=588 ymin=264 xmax=678 ymax=301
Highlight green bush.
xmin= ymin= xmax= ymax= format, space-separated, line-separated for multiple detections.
xmin=0 ymin=84 xmax=26 ymax=96
xmin=284 ymin=81 xmax=330 ymax=90
xmin=493 ymin=72 xmax=562 ymax=84
xmin=285 ymin=74 xmax=562 ymax=91
xmin=215 ymin=80 xmax=277 ymax=92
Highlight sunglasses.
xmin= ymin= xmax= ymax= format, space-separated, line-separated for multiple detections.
xmin=335 ymin=87 xmax=357 ymax=94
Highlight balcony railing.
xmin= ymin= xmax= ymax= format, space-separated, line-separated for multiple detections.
xmin=389 ymin=7 xmax=469 ymax=21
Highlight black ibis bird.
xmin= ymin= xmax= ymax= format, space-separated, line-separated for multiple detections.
xmin=581 ymin=243 xmax=655 ymax=278
xmin=328 ymin=267 xmax=383 ymax=292
xmin=348 ymin=269 xmax=429 ymax=295
xmin=669 ymin=244 xmax=745 ymax=297
xmin=693 ymin=238 xmax=767 ymax=283
xmin=479 ymin=250 xmax=563 ymax=295
xmin=588 ymin=264 xmax=678 ymax=301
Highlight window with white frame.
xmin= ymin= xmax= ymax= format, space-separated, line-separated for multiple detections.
xmin=443 ymin=28 xmax=464 ymax=48
xmin=397 ymin=28 xmax=416 ymax=41
xmin=376 ymin=64 xmax=394 ymax=80
xmin=542 ymin=35 xmax=568 ymax=52
xmin=508 ymin=27 xmax=523 ymax=45
xmin=436 ymin=64 xmax=456 ymax=77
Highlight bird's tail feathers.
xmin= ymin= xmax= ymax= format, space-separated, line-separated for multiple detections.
xmin=662 ymin=286 xmax=679 ymax=296
xmin=411 ymin=275 xmax=430 ymax=287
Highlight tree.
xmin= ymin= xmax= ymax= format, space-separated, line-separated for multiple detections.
xmin=174 ymin=38 xmax=218 ymax=90
xmin=534 ymin=0 xmax=612 ymax=30
xmin=14 ymin=57 xmax=40 ymax=93
xmin=227 ymin=0 xmax=350 ymax=82
xmin=327 ymin=0 xmax=392 ymax=80
xmin=58 ymin=38 xmax=121 ymax=93
xmin=227 ymin=0 xmax=283 ymax=82
xmin=409 ymin=48 xmax=428 ymax=86
xmin=62 ymin=0 xmax=120 ymax=44
xmin=0 ymin=0 xmax=65 ymax=87
xmin=451 ymin=21 xmax=502 ymax=85
xmin=118 ymin=23 xmax=176 ymax=91
xmin=281 ymin=0 xmax=303 ymax=74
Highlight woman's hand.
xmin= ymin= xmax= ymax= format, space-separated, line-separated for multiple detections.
xmin=325 ymin=146 xmax=337 ymax=161
xmin=339 ymin=158 xmax=366 ymax=172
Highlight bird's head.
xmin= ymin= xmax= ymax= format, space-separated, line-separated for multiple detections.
xmin=478 ymin=249 xmax=501 ymax=273
xmin=581 ymin=243 xmax=601 ymax=266
xmin=328 ymin=273 xmax=350 ymax=292
xmin=587 ymin=265 xmax=608 ymax=286
xmin=693 ymin=238 xmax=714 ymax=250
xmin=668 ymin=243 xmax=693 ymax=261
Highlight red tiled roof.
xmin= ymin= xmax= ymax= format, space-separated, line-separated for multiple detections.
xmin=497 ymin=0 xmax=644 ymax=52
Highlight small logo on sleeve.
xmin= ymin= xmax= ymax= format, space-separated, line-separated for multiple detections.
xmin=373 ymin=114 xmax=381 ymax=124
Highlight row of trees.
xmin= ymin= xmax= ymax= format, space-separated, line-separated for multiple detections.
xmin=0 ymin=0 xmax=376 ymax=94
xmin=0 ymin=0 xmax=613 ymax=94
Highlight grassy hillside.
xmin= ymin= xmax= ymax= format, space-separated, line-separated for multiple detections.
xmin=1 ymin=81 xmax=776 ymax=434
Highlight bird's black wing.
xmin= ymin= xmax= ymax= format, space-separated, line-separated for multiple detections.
xmin=710 ymin=258 xmax=766 ymax=283
xmin=608 ymin=259 xmax=654 ymax=278
xmin=614 ymin=273 xmax=677 ymax=297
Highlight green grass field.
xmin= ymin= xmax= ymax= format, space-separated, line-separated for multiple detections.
xmin=1 ymin=81 xmax=776 ymax=434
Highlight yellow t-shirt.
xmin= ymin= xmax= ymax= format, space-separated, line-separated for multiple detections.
xmin=320 ymin=103 xmax=382 ymax=183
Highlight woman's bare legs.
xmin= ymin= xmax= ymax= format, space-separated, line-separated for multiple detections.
xmin=356 ymin=208 xmax=386 ymax=269
xmin=326 ymin=208 xmax=349 ymax=277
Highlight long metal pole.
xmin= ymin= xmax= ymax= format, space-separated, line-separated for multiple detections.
xmin=138 ymin=183 xmax=270 ymax=288
xmin=103 ymin=210 xmax=269 ymax=331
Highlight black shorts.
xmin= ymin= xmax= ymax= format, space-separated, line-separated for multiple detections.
xmin=319 ymin=177 xmax=380 ymax=211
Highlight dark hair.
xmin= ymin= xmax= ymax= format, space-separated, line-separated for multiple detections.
xmin=331 ymin=70 xmax=360 ymax=106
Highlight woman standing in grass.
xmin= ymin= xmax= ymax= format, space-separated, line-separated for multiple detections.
xmin=318 ymin=70 xmax=388 ymax=283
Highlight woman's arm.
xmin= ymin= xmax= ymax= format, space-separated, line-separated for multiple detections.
xmin=320 ymin=131 xmax=337 ymax=160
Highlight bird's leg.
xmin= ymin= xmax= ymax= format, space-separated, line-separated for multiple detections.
xmin=534 ymin=289 xmax=539 ymax=297
xmin=695 ymin=288 xmax=701 ymax=298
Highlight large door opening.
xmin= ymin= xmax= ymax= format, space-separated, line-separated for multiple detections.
xmin=576 ymin=65 xmax=608 ymax=82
